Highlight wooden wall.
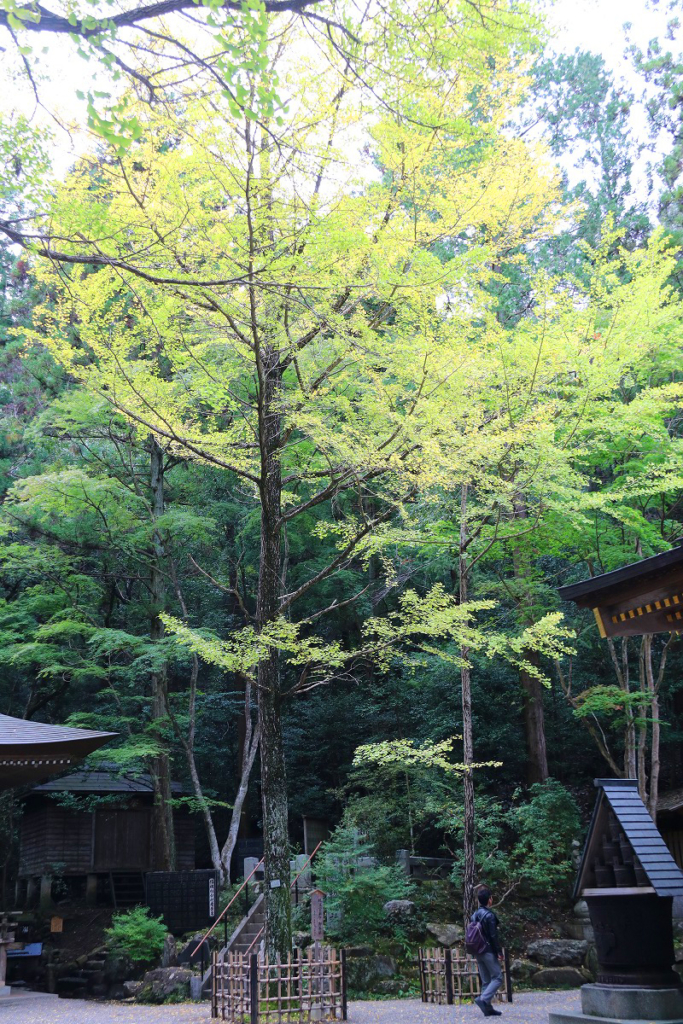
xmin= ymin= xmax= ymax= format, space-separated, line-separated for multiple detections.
xmin=19 ymin=799 xmax=195 ymax=876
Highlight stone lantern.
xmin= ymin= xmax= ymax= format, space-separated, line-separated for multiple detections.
xmin=550 ymin=779 xmax=683 ymax=1024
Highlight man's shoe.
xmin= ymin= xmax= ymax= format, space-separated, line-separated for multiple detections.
xmin=488 ymin=1007 xmax=502 ymax=1016
xmin=474 ymin=997 xmax=489 ymax=1016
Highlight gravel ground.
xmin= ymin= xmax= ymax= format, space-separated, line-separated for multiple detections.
xmin=0 ymin=990 xmax=581 ymax=1024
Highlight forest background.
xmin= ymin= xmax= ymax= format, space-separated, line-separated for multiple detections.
xmin=2 ymin=0 xmax=683 ymax=955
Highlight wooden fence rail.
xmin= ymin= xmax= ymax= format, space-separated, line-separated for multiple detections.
xmin=212 ymin=946 xmax=347 ymax=1024
xmin=418 ymin=947 xmax=512 ymax=1006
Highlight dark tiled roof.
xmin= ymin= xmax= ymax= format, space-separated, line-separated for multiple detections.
xmin=657 ymin=787 xmax=683 ymax=814
xmin=0 ymin=714 xmax=116 ymax=753
xmin=0 ymin=714 xmax=116 ymax=790
xmin=34 ymin=766 xmax=183 ymax=795
xmin=558 ymin=544 xmax=683 ymax=606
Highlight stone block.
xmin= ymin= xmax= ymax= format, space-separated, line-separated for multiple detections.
xmin=531 ymin=967 xmax=586 ymax=988
xmin=383 ymin=900 xmax=416 ymax=921
xmin=550 ymin=1014 xmax=683 ymax=1024
xmin=581 ymin=983 xmax=683 ymax=1020
xmin=527 ymin=939 xmax=589 ymax=967
xmin=426 ymin=922 xmax=464 ymax=947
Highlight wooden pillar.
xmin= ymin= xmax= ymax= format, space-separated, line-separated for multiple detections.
xmin=39 ymin=875 xmax=52 ymax=911
xmin=0 ymin=943 xmax=8 ymax=995
xmin=26 ymin=877 xmax=37 ymax=907
xmin=86 ymin=873 xmax=98 ymax=907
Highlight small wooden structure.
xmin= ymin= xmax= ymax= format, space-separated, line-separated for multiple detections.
xmin=18 ymin=767 xmax=194 ymax=908
xmin=558 ymin=542 xmax=683 ymax=637
xmin=0 ymin=715 xmax=115 ymax=789
xmin=212 ymin=948 xmax=347 ymax=1023
xmin=573 ymin=779 xmax=683 ymax=987
xmin=419 ymin=947 xmax=512 ymax=1006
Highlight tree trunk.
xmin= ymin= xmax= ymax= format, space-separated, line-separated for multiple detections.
xmin=459 ymin=484 xmax=476 ymax=920
xmin=149 ymin=436 xmax=176 ymax=871
xmin=257 ymin=348 xmax=291 ymax=958
xmin=621 ymin=639 xmax=637 ymax=778
xmin=511 ymin=499 xmax=548 ymax=785
xmin=220 ymin=678 xmax=261 ymax=881
xmin=644 ymin=634 xmax=660 ymax=820
xmin=637 ymin=638 xmax=648 ymax=806
xmin=520 ymin=653 xmax=548 ymax=786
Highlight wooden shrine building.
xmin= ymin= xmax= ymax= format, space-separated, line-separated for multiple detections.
xmin=18 ymin=767 xmax=195 ymax=909
xmin=558 ymin=541 xmax=683 ymax=638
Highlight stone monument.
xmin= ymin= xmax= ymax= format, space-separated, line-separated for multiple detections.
xmin=550 ymin=778 xmax=683 ymax=1024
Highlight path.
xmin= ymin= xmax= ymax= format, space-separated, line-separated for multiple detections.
xmin=0 ymin=989 xmax=581 ymax=1024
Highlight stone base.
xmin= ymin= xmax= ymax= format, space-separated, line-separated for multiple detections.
xmin=549 ymin=1013 xmax=683 ymax=1024
xmin=582 ymin=984 xmax=683 ymax=1020
xmin=0 ymin=987 xmax=11 ymax=997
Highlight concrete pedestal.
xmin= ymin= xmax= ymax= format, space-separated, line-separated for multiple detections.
xmin=549 ymin=983 xmax=683 ymax=1024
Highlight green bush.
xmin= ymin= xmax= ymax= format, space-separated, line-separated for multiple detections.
xmin=105 ymin=906 xmax=168 ymax=964
xmin=444 ymin=779 xmax=581 ymax=898
xmin=317 ymin=823 xmax=416 ymax=945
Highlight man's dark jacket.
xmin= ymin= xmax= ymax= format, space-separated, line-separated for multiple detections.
xmin=470 ymin=907 xmax=501 ymax=957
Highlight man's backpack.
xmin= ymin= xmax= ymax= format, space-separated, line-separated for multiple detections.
xmin=465 ymin=912 xmax=490 ymax=956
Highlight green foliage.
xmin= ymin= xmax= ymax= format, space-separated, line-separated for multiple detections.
xmin=105 ymin=906 xmax=167 ymax=965
xmin=316 ymin=825 xmax=415 ymax=945
xmin=445 ymin=780 xmax=581 ymax=898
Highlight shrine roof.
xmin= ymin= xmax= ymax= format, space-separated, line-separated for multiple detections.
xmin=558 ymin=543 xmax=683 ymax=637
xmin=0 ymin=714 xmax=116 ymax=790
xmin=33 ymin=766 xmax=182 ymax=794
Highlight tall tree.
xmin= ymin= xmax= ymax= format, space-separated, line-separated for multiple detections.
xmin=17 ymin=8 xmax=558 ymax=952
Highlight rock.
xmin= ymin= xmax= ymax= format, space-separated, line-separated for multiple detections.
xmin=344 ymin=954 xmax=397 ymax=992
xmin=526 ymin=939 xmax=589 ymax=967
xmin=135 ymin=967 xmax=193 ymax=1004
xmin=374 ymin=955 xmax=397 ymax=977
xmin=531 ymin=967 xmax=587 ymax=988
xmin=108 ymin=983 xmax=126 ymax=1000
xmin=376 ymin=980 xmax=403 ymax=995
xmin=161 ymin=934 xmax=178 ymax=968
xmin=509 ymin=959 xmax=536 ymax=982
xmin=383 ymin=899 xmax=417 ymax=920
xmin=345 ymin=946 xmax=373 ymax=957
xmin=426 ymin=922 xmax=464 ymax=947
xmin=123 ymin=980 xmax=143 ymax=998
xmin=293 ymin=930 xmax=311 ymax=949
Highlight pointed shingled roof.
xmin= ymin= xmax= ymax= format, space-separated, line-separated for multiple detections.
xmin=574 ymin=779 xmax=683 ymax=898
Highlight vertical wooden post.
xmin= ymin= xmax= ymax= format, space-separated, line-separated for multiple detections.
xmin=418 ymin=949 xmax=426 ymax=1003
xmin=211 ymin=951 xmax=217 ymax=1019
xmin=250 ymin=953 xmax=259 ymax=1024
xmin=504 ymin=947 xmax=513 ymax=1004
xmin=445 ymin=947 xmax=454 ymax=1005
xmin=341 ymin=948 xmax=348 ymax=1021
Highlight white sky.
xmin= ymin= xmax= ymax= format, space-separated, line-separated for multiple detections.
xmin=0 ymin=0 xmax=678 ymax=183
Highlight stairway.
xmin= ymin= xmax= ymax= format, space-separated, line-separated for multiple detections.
xmin=200 ymin=892 xmax=265 ymax=995
xmin=109 ymin=872 xmax=146 ymax=908
xmin=56 ymin=950 xmax=108 ymax=1000
xmin=228 ymin=894 xmax=265 ymax=955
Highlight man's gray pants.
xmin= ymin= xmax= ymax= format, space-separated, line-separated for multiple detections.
xmin=475 ymin=952 xmax=502 ymax=1005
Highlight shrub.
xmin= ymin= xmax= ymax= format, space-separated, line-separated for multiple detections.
xmin=105 ymin=906 xmax=168 ymax=964
xmin=317 ymin=823 xmax=415 ymax=945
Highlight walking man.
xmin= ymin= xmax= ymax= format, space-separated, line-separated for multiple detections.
xmin=469 ymin=887 xmax=503 ymax=1017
